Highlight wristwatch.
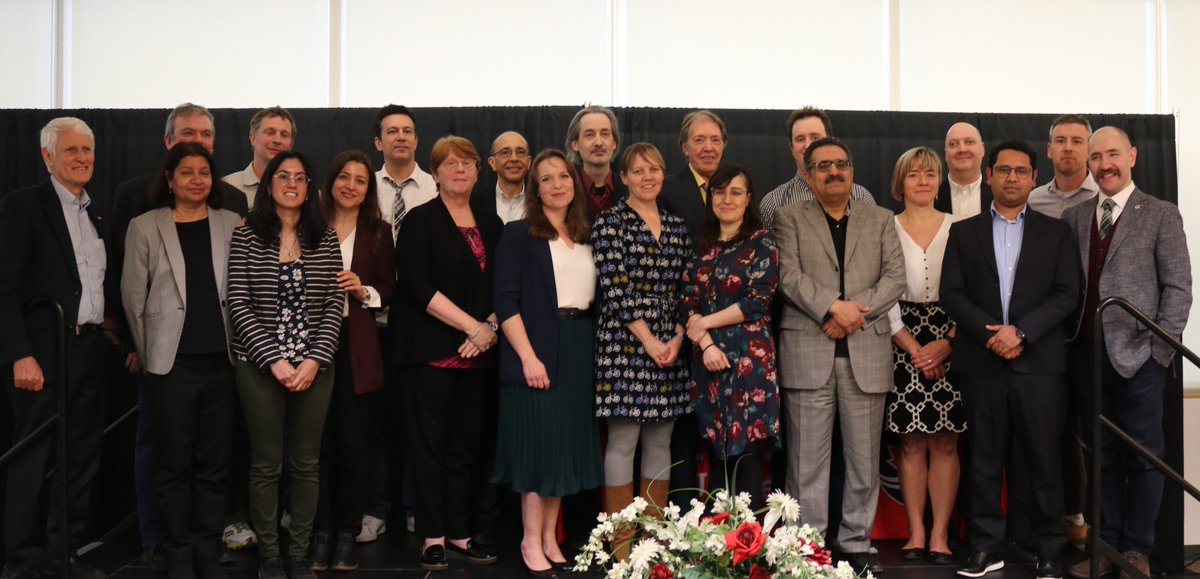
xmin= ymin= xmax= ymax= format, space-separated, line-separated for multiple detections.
xmin=1014 ymin=327 xmax=1027 ymax=344
xmin=488 ymin=321 xmax=499 ymax=332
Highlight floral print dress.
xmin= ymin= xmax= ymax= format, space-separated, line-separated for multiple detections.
xmin=680 ymin=230 xmax=781 ymax=459
xmin=276 ymin=260 xmax=310 ymax=363
xmin=592 ymin=201 xmax=694 ymax=422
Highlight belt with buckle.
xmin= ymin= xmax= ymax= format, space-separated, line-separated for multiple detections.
xmin=557 ymin=308 xmax=590 ymax=319
xmin=73 ymin=323 xmax=101 ymax=336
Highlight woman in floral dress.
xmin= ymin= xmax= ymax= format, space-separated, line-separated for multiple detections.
xmin=680 ymin=165 xmax=780 ymax=510
xmin=592 ymin=142 xmax=692 ymax=560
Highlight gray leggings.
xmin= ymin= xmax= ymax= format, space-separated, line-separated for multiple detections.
xmin=603 ymin=418 xmax=674 ymax=485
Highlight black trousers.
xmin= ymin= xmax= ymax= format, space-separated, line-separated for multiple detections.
xmin=316 ymin=331 xmax=372 ymax=535
xmin=468 ymin=371 xmax=501 ymax=542
xmin=146 ymin=353 xmax=234 ymax=564
xmin=669 ymin=413 xmax=701 ymax=505
xmin=401 ymin=365 xmax=487 ymax=540
xmin=960 ymin=369 xmax=1067 ymax=558
xmin=3 ymin=333 xmax=112 ymax=571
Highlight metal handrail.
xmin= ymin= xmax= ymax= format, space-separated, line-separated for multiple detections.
xmin=1086 ymin=296 xmax=1200 ymax=579
xmin=0 ymin=298 xmax=70 ymax=579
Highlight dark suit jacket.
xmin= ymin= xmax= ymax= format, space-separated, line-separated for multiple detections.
xmin=392 ymin=196 xmax=503 ymax=364
xmin=659 ymin=166 xmax=707 ymax=243
xmin=347 ymin=217 xmax=396 ymax=394
xmin=934 ymin=176 xmax=993 ymax=216
xmin=0 ymin=180 xmax=111 ymax=381
xmin=493 ymin=221 xmax=595 ymax=386
xmin=940 ymin=207 xmax=1081 ymax=375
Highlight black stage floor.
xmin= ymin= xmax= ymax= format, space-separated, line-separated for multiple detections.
xmin=85 ymin=524 xmax=1196 ymax=579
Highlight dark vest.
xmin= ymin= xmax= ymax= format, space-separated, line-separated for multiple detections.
xmin=1080 ymin=213 xmax=1119 ymax=339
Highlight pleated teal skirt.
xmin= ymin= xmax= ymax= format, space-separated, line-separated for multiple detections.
xmin=492 ymin=316 xmax=603 ymax=497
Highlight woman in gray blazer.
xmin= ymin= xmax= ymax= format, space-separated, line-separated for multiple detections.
xmin=121 ymin=142 xmax=242 ymax=579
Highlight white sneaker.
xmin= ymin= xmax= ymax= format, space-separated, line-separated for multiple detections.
xmin=222 ymin=522 xmax=258 ymax=550
xmin=356 ymin=515 xmax=386 ymax=543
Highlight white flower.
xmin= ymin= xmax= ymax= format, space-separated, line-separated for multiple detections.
xmin=628 ymin=538 xmax=661 ymax=572
xmin=594 ymin=550 xmax=610 ymax=565
xmin=704 ymin=533 xmax=727 ymax=556
xmin=766 ymin=490 xmax=801 ymax=523
xmin=709 ymin=489 xmax=730 ymax=513
xmin=734 ymin=491 xmax=753 ymax=515
xmin=663 ymin=503 xmax=681 ymax=520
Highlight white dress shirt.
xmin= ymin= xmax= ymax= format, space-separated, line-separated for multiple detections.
xmin=495 ymin=183 xmax=526 ymax=224
xmin=949 ymin=175 xmax=983 ymax=221
xmin=1096 ymin=181 xmax=1137 ymax=229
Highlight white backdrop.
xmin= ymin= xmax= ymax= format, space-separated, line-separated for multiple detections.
xmin=3 ymin=0 xmax=1200 ymax=538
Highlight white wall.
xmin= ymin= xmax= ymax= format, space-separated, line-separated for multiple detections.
xmin=3 ymin=0 xmax=1199 ymax=538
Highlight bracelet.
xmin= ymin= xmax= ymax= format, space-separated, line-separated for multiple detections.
xmin=702 ymin=343 xmax=717 ymax=354
xmin=468 ymin=322 xmax=483 ymax=339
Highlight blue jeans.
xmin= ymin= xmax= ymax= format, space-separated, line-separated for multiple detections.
xmin=135 ymin=377 xmax=162 ymax=549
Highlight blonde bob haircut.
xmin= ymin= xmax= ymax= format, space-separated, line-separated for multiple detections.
xmin=619 ymin=142 xmax=666 ymax=175
xmin=890 ymin=146 xmax=943 ymax=203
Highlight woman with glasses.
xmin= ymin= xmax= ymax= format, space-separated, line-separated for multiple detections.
xmin=884 ymin=146 xmax=963 ymax=565
xmin=592 ymin=143 xmax=692 ymax=561
xmin=679 ymin=165 xmax=780 ymax=511
xmin=307 ymin=151 xmax=396 ymax=572
xmin=392 ymin=136 xmax=504 ymax=571
xmin=121 ymin=142 xmax=242 ymax=579
xmin=227 ymin=151 xmax=345 ymax=579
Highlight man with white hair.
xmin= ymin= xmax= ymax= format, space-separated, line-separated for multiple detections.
xmin=0 ymin=117 xmax=113 ymax=579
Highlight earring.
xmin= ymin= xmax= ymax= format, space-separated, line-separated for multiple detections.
xmin=168 ymin=188 xmax=174 ymax=196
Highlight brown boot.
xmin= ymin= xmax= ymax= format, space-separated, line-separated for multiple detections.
xmin=603 ymin=483 xmax=635 ymax=562
xmin=640 ymin=477 xmax=669 ymax=520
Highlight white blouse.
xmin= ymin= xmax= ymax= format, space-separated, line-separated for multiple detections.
xmin=888 ymin=214 xmax=952 ymax=334
xmin=338 ymin=228 xmax=381 ymax=317
xmin=549 ymin=237 xmax=596 ymax=310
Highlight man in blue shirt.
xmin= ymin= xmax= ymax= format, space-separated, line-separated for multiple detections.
xmin=940 ymin=140 xmax=1081 ymax=579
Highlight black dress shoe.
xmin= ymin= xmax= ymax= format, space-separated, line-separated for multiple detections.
xmin=447 ymin=540 xmax=498 ymax=565
xmin=1036 ymin=558 xmax=1063 ymax=579
xmin=958 ymin=551 xmax=1004 ymax=577
xmin=329 ymin=533 xmax=358 ymax=572
xmin=420 ymin=545 xmax=448 ymax=571
xmin=142 ymin=546 xmax=170 ymax=571
xmin=900 ymin=547 xmax=926 ymax=561
xmin=523 ymin=563 xmax=558 ymax=578
xmin=842 ymin=552 xmax=883 ymax=576
xmin=929 ymin=551 xmax=955 ymax=566
xmin=548 ymin=559 xmax=574 ymax=573
xmin=42 ymin=556 xmax=107 ymax=579
xmin=308 ymin=532 xmax=330 ymax=572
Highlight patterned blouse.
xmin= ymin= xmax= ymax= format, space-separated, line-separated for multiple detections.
xmin=592 ymin=200 xmax=694 ymax=422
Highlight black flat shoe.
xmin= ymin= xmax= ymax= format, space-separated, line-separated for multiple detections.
xmin=419 ymin=545 xmax=448 ymax=572
xmin=447 ymin=540 xmax=497 ymax=565
xmin=548 ymin=559 xmax=573 ymax=573
xmin=929 ymin=551 xmax=954 ymax=566
xmin=901 ymin=547 xmax=926 ymax=561
xmin=523 ymin=564 xmax=558 ymax=578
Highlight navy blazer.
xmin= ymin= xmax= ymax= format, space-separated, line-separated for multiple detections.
xmin=494 ymin=221 xmax=563 ymax=386
xmin=939 ymin=207 xmax=1081 ymax=375
xmin=0 ymin=180 xmax=112 ymax=381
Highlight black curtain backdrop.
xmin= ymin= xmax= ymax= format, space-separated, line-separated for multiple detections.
xmin=0 ymin=106 xmax=1184 ymax=570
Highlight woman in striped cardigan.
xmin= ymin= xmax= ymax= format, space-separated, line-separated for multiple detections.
xmin=227 ymin=150 xmax=344 ymax=579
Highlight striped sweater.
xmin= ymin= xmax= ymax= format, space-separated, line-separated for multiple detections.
xmin=227 ymin=225 xmax=344 ymax=370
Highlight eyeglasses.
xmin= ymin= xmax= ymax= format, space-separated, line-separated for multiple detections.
xmin=490 ymin=148 xmax=529 ymax=159
xmin=273 ymin=172 xmax=310 ymax=185
xmin=807 ymin=159 xmax=853 ymax=173
xmin=442 ymin=160 xmax=478 ymax=171
xmin=992 ymin=165 xmax=1033 ymax=178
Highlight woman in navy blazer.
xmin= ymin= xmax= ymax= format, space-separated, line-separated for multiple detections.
xmin=309 ymin=150 xmax=395 ymax=571
xmin=391 ymin=136 xmax=503 ymax=570
xmin=493 ymin=150 xmax=603 ymax=576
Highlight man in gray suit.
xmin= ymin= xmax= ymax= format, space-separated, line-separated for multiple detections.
xmin=1063 ymin=127 xmax=1192 ymax=579
xmin=772 ymin=137 xmax=904 ymax=576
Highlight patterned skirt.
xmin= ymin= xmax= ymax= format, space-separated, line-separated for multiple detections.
xmin=885 ymin=301 xmax=966 ymax=434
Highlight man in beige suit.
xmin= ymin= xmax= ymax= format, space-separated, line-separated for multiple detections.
xmin=772 ymin=137 xmax=905 ymax=576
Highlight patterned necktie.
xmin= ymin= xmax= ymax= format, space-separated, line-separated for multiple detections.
xmin=390 ymin=178 xmax=407 ymax=240
xmin=1099 ymin=197 xmax=1116 ymax=239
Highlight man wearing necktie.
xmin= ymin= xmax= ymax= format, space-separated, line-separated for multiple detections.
xmin=1063 ymin=127 xmax=1192 ymax=579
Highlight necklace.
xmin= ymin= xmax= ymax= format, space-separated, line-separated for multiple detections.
xmin=282 ymin=234 xmax=300 ymax=260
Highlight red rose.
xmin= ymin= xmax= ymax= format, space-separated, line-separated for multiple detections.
xmin=737 ymin=357 xmax=753 ymax=377
xmin=696 ymin=266 xmax=711 ymax=284
xmin=801 ymin=539 xmax=833 ymax=567
xmin=723 ymin=275 xmax=743 ymax=293
xmin=750 ymin=388 xmax=767 ymax=404
xmin=650 ymin=563 xmax=673 ymax=579
xmin=749 ymin=563 xmax=771 ymax=579
xmin=703 ymin=512 xmax=731 ymax=526
xmin=729 ymin=421 xmax=743 ymax=441
xmin=725 ymin=522 xmax=766 ymax=565
xmin=734 ymin=390 xmax=750 ymax=408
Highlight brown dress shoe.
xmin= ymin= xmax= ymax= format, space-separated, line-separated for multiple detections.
xmin=1068 ymin=556 xmax=1114 ymax=578
xmin=1118 ymin=551 xmax=1149 ymax=579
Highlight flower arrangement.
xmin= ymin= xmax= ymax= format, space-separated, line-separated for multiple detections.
xmin=574 ymin=488 xmax=870 ymax=579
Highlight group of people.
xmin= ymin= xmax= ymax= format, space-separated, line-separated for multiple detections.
xmin=0 ymin=102 xmax=1190 ymax=579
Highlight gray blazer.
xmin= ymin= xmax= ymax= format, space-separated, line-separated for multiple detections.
xmin=772 ymin=199 xmax=906 ymax=392
xmin=121 ymin=207 xmax=241 ymax=375
xmin=1063 ymin=189 xmax=1192 ymax=378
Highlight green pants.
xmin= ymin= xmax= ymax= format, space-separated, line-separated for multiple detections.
xmin=235 ymin=360 xmax=334 ymax=559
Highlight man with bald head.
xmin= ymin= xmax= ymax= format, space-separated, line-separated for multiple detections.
xmin=936 ymin=122 xmax=992 ymax=220
xmin=474 ymin=131 xmax=531 ymax=224
xmin=1063 ymin=127 xmax=1191 ymax=579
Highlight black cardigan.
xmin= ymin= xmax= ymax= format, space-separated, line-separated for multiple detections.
xmin=392 ymin=195 xmax=503 ymax=364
